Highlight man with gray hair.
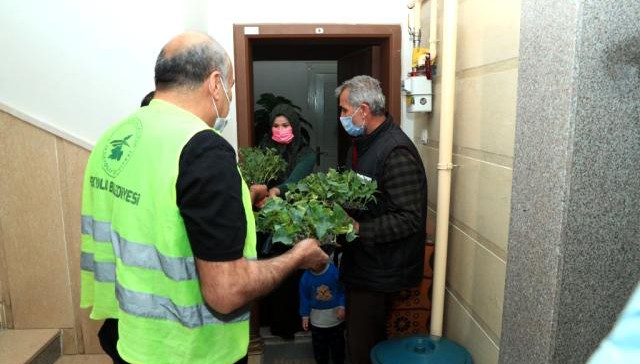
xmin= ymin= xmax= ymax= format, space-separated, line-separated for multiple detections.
xmin=335 ymin=75 xmax=427 ymax=364
xmin=80 ymin=32 xmax=328 ymax=364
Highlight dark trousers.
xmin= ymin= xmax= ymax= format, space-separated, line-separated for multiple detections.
xmin=345 ymin=288 xmax=393 ymax=364
xmin=98 ymin=319 xmax=129 ymax=364
xmin=98 ymin=318 xmax=248 ymax=364
xmin=311 ymin=323 xmax=345 ymax=364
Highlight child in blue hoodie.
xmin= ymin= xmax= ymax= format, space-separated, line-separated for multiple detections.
xmin=299 ymin=260 xmax=345 ymax=364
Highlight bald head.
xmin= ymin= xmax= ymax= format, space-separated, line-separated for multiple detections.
xmin=162 ymin=32 xmax=213 ymax=57
xmin=154 ymin=32 xmax=230 ymax=91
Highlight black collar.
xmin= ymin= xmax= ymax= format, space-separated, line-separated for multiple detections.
xmin=353 ymin=113 xmax=394 ymax=156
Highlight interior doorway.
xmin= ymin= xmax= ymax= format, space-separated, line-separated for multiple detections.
xmin=253 ymin=60 xmax=338 ymax=171
xmin=233 ymin=24 xmax=401 ymax=169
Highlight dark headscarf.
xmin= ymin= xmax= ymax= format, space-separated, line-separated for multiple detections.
xmin=259 ymin=104 xmax=313 ymax=181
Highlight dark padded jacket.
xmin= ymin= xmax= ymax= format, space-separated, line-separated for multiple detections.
xmin=340 ymin=115 xmax=427 ymax=292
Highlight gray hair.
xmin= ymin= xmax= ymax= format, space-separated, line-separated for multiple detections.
xmin=154 ymin=38 xmax=229 ymax=90
xmin=334 ymin=75 xmax=386 ymax=116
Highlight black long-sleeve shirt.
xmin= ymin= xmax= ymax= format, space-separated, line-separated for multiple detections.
xmin=176 ymin=130 xmax=246 ymax=262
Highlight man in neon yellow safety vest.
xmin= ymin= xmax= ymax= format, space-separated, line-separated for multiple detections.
xmin=80 ymin=32 xmax=328 ymax=364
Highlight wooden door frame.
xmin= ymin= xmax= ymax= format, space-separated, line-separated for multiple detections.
xmin=233 ymin=24 xmax=402 ymax=148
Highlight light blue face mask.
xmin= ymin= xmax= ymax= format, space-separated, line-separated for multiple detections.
xmin=339 ymin=106 xmax=364 ymax=137
xmin=211 ymin=79 xmax=232 ymax=132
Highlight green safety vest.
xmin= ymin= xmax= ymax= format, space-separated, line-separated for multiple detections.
xmin=80 ymin=99 xmax=256 ymax=364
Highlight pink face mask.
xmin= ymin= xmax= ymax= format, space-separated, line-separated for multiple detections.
xmin=272 ymin=126 xmax=294 ymax=144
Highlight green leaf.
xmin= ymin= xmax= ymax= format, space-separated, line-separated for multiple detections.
xmin=346 ymin=229 xmax=357 ymax=242
xmin=314 ymin=215 xmax=333 ymax=239
xmin=272 ymin=225 xmax=293 ymax=245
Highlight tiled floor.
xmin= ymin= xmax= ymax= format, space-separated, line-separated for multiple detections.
xmin=55 ymin=354 xmax=262 ymax=363
xmin=51 ymin=328 xmax=316 ymax=364
xmin=55 ymin=354 xmax=112 ymax=364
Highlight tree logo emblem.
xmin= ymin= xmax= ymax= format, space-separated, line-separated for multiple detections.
xmin=108 ymin=135 xmax=132 ymax=161
xmin=102 ymin=119 xmax=142 ymax=177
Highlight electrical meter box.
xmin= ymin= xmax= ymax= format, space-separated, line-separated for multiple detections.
xmin=403 ymin=75 xmax=432 ymax=112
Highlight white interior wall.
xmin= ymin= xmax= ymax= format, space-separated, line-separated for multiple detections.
xmin=253 ymin=61 xmax=313 ymax=124
xmin=0 ymin=0 xmax=414 ymax=150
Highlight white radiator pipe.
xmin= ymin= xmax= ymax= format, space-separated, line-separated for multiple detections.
xmin=430 ymin=0 xmax=458 ymax=337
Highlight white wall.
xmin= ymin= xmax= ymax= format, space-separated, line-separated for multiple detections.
xmin=0 ymin=0 xmax=190 ymax=148
xmin=253 ymin=61 xmax=313 ymax=123
xmin=0 ymin=0 xmax=414 ymax=150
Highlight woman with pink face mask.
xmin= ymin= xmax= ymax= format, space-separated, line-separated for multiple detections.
xmin=258 ymin=103 xmax=315 ymax=200
xmin=256 ymin=103 xmax=315 ymax=340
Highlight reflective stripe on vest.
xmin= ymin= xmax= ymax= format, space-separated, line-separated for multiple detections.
xmin=80 ymin=252 xmax=115 ymax=282
xmin=116 ymin=282 xmax=249 ymax=328
xmin=82 ymin=215 xmax=256 ymax=280
xmin=81 ymin=215 xmax=252 ymax=326
xmin=81 ymin=251 xmax=250 ymax=327
xmin=82 ymin=215 xmax=197 ymax=281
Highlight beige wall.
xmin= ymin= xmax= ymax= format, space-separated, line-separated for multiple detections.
xmin=419 ymin=1 xmax=521 ymax=363
xmin=0 ymin=110 xmax=104 ymax=354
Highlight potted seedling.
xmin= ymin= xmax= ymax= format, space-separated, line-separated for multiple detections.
xmin=238 ymin=147 xmax=287 ymax=185
xmin=256 ymin=169 xmax=377 ymax=246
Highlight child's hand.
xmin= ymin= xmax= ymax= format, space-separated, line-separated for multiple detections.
xmin=302 ymin=317 xmax=309 ymax=331
xmin=336 ymin=307 xmax=345 ymax=321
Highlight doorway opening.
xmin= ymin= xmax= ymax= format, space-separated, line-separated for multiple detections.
xmin=233 ymin=24 xmax=401 ymax=169
xmin=233 ymin=25 xmax=402 ymax=350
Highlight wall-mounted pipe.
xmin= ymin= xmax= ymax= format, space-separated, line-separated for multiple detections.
xmin=430 ymin=0 xmax=458 ymax=337
xmin=407 ymin=0 xmax=422 ymax=48
xmin=407 ymin=0 xmax=437 ymax=61
xmin=429 ymin=0 xmax=438 ymax=62
xmin=412 ymin=0 xmax=422 ymax=33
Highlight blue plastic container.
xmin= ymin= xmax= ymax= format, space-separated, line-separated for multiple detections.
xmin=370 ymin=335 xmax=473 ymax=364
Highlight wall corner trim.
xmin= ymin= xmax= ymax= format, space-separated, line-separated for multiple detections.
xmin=0 ymin=101 xmax=94 ymax=151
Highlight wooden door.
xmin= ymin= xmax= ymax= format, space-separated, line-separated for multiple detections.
xmin=336 ymin=46 xmax=380 ymax=167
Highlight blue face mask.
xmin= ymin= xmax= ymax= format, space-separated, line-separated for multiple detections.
xmin=211 ymin=79 xmax=232 ymax=132
xmin=339 ymin=106 xmax=364 ymax=137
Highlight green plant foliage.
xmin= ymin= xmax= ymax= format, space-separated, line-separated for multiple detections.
xmin=257 ymin=198 xmax=356 ymax=246
xmin=238 ymin=147 xmax=287 ymax=185
xmin=256 ymin=169 xmax=376 ymax=246
xmin=285 ymin=169 xmax=378 ymax=210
